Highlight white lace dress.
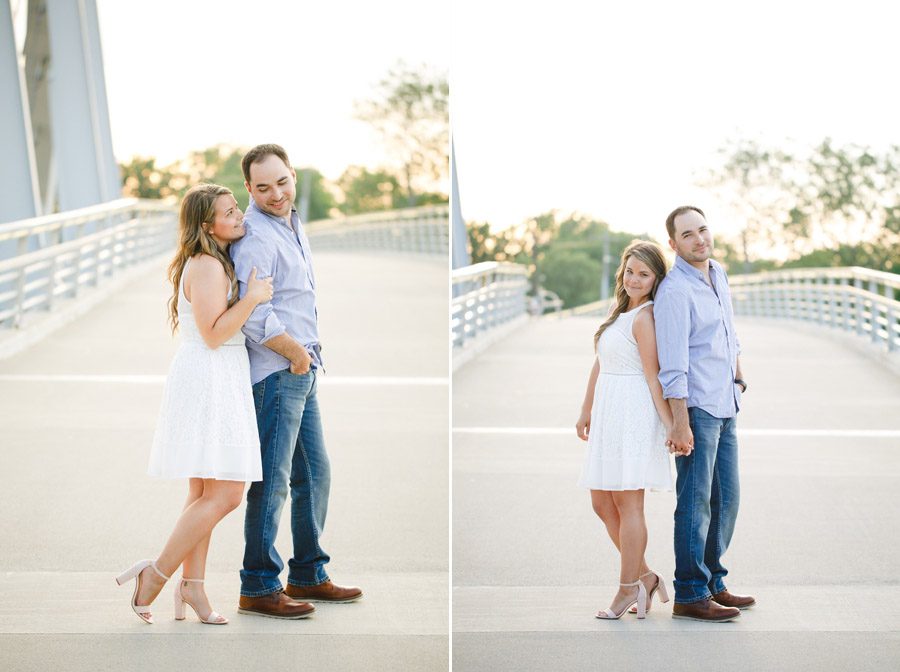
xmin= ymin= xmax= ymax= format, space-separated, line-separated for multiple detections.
xmin=147 ymin=260 xmax=262 ymax=482
xmin=578 ymin=301 xmax=673 ymax=491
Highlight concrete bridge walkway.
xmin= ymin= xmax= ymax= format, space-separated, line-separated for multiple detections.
xmin=0 ymin=252 xmax=449 ymax=672
xmin=453 ymin=314 xmax=900 ymax=671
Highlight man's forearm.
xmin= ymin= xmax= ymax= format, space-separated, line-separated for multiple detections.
xmin=735 ymin=355 xmax=743 ymax=381
xmin=667 ymin=397 xmax=689 ymax=429
xmin=261 ymin=332 xmax=308 ymax=364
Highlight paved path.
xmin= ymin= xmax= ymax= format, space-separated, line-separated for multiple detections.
xmin=0 ymin=252 xmax=448 ymax=672
xmin=453 ymin=315 xmax=900 ymax=671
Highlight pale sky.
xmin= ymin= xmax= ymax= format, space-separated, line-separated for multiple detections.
xmin=86 ymin=0 xmax=447 ymax=179
xmin=452 ymin=0 xmax=900 ymax=244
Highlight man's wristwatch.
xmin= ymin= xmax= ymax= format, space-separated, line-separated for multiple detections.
xmin=734 ymin=378 xmax=747 ymax=393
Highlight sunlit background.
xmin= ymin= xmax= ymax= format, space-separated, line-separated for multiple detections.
xmin=9 ymin=0 xmax=449 ymax=218
xmin=452 ymin=0 xmax=900 ymax=305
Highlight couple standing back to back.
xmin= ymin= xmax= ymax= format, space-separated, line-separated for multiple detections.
xmin=117 ymin=144 xmax=361 ymax=624
xmin=577 ymin=205 xmax=755 ymax=622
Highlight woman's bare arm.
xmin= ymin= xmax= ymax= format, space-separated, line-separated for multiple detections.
xmin=575 ymin=358 xmax=601 ymax=441
xmin=633 ymin=307 xmax=674 ymax=432
xmin=186 ymin=255 xmax=270 ymax=349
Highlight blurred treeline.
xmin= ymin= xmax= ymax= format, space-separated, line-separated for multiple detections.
xmin=468 ymin=137 xmax=900 ymax=309
xmin=467 ymin=212 xmax=655 ymax=309
xmin=119 ymin=63 xmax=448 ymax=220
xmin=704 ymin=137 xmax=900 ymax=275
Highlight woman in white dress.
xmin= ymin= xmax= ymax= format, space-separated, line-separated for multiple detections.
xmin=576 ymin=240 xmax=684 ymax=620
xmin=116 ymin=184 xmax=273 ymax=625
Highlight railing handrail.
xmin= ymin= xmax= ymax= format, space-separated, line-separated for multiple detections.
xmin=304 ymin=204 xmax=447 ymax=255
xmin=0 ymin=198 xmax=174 ymax=242
xmin=452 ymin=261 xmax=529 ymax=283
xmin=728 ymin=264 xmax=899 ymax=354
xmin=306 ymin=204 xmax=448 ymax=231
xmin=0 ymin=215 xmax=163 ymax=274
xmin=730 ymin=266 xmax=900 ymax=290
xmin=0 ymin=201 xmax=177 ymax=330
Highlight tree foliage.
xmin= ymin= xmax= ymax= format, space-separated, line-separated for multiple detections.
xmin=337 ymin=166 xmax=403 ymax=214
xmin=355 ymin=61 xmax=449 ymax=207
xmin=467 ymin=211 xmax=658 ymax=308
xmin=705 ymin=137 xmax=900 ymax=272
xmin=121 ymin=146 xmax=338 ymax=221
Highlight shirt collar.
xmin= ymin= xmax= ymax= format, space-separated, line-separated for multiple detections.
xmin=674 ymin=254 xmax=716 ymax=281
xmin=247 ymin=198 xmax=298 ymax=227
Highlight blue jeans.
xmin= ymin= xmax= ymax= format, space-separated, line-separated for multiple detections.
xmin=673 ymin=407 xmax=740 ymax=603
xmin=240 ymin=368 xmax=331 ymax=596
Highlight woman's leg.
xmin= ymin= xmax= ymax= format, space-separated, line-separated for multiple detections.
xmin=179 ymin=479 xmax=216 ymax=616
xmin=136 ymin=479 xmax=245 ymax=607
xmin=604 ymin=490 xmax=648 ymax=614
xmin=180 ymin=479 xmax=209 ymax=577
xmin=590 ymin=490 xmax=650 ymax=573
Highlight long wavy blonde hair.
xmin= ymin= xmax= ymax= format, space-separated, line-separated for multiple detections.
xmin=593 ymin=240 xmax=668 ymax=348
xmin=167 ymin=184 xmax=239 ymax=333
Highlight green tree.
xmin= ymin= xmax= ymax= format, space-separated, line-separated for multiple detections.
xmin=175 ymin=146 xmax=337 ymax=220
xmin=120 ymin=157 xmax=185 ymax=200
xmin=355 ymin=61 xmax=449 ymax=206
xmin=538 ymin=248 xmax=602 ymax=308
xmin=295 ymin=168 xmax=339 ymax=221
xmin=702 ymin=138 xmax=796 ymax=270
xmin=706 ymin=137 xmax=900 ymax=271
xmin=337 ymin=166 xmax=403 ymax=214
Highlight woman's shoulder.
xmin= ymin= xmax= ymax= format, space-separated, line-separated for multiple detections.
xmin=190 ymin=253 xmax=227 ymax=270
xmin=631 ymin=303 xmax=656 ymax=337
xmin=186 ymin=254 xmax=228 ymax=285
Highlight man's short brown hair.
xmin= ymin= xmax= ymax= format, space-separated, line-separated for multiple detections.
xmin=665 ymin=205 xmax=706 ymax=240
xmin=241 ymin=144 xmax=291 ymax=183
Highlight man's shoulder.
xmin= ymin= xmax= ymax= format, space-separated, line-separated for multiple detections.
xmin=656 ymin=272 xmax=689 ymax=299
xmin=230 ymin=221 xmax=272 ymax=257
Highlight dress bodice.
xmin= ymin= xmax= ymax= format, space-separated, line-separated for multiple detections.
xmin=596 ymin=301 xmax=653 ymax=375
xmin=178 ymin=258 xmax=245 ymax=347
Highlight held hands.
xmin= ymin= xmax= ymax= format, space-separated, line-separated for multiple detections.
xmin=666 ymin=424 xmax=694 ymax=457
xmin=246 ymin=267 xmax=274 ymax=304
xmin=575 ymin=410 xmax=591 ymax=441
xmin=289 ymin=347 xmax=313 ymax=375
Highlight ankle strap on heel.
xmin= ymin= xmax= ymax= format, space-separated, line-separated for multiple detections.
xmin=150 ymin=562 xmax=171 ymax=581
xmin=181 ymin=577 xmax=205 ymax=583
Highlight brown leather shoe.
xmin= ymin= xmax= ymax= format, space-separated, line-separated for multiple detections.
xmin=672 ymin=597 xmax=740 ymax=622
xmin=284 ymin=580 xmax=363 ymax=603
xmin=238 ymin=590 xmax=315 ymax=619
xmin=711 ymin=589 xmax=756 ymax=609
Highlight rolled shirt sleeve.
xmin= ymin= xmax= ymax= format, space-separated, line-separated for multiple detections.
xmin=654 ymin=285 xmax=691 ymax=400
xmin=231 ymin=233 xmax=286 ymax=344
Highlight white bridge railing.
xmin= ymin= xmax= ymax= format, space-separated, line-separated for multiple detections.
xmin=0 ymin=199 xmax=177 ymax=329
xmin=729 ymin=266 xmax=900 ymax=352
xmin=306 ymin=205 xmax=448 ymax=255
xmin=452 ymin=262 xmax=529 ymax=350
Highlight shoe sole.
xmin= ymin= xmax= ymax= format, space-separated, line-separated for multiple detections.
xmin=237 ymin=608 xmax=315 ymax=619
xmin=286 ymin=595 xmax=363 ymax=604
xmin=672 ymin=613 xmax=741 ymax=623
xmin=712 ymin=601 xmax=756 ymax=610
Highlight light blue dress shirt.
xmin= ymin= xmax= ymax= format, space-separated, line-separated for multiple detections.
xmin=654 ymin=255 xmax=742 ymax=419
xmin=230 ymin=199 xmax=322 ymax=385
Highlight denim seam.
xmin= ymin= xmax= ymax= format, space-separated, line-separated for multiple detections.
xmin=714 ymin=457 xmax=724 ymax=591
xmin=688 ymin=449 xmax=697 ymax=600
xmin=259 ymin=374 xmax=282 ymax=576
xmin=297 ymin=408 xmax=327 ymax=568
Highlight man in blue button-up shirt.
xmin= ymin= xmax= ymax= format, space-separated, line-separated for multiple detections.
xmin=654 ymin=206 xmax=754 ymax=622
xmin=230 ymin=145 xmax=362 ymax=618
